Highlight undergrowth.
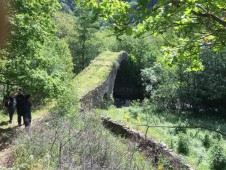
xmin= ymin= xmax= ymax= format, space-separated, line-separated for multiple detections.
xmin=11 ymin=86 xmax=156 ymax=169
xmin=97 ymin=102 xmax=226 ymax=170
xmin=13 ymin=112 xmax=155 ymax=170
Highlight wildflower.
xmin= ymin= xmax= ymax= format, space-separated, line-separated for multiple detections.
xmin=141 ymin=151 xmax=146 ymax=160
xmin=124 ymin=113 xmax=130 ymax=122
xmin=136 ymin=116 xmax=141 ymax=122
xmin=157 ymin=164 xmax=164 ymax=170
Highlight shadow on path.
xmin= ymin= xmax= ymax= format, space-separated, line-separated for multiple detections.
xmin=0 ymin=121 xmax=17 ymax=152
xmin=0 ymin=121 xmax=8 ymax=126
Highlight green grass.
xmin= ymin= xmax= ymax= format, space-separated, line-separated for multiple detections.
xmin=96 ymin=105 xmax=226 ymax=170
xmin=73 ymin=51 xmax=124 ymax=98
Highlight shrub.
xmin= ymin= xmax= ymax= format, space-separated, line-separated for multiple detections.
xmin=212 ymin=132 xmax=223 ymax=141
xmin=129 ymin=106 xmax=138 ymax=119
xmin=174 ymin=121 xmax=187 ymax=134
xmin=202 ymin=134 xmax=212 ymax=149
xmin=55 ymin=86 xmax=79 ymax=117
xmin=210 ymin=145 xmax=226 ymax=170
xmin=177 ymin=134 xmax=190 ymax=155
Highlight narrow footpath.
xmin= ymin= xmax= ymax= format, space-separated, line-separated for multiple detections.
xmin=0 ymin=112 xmax=49 ymax=168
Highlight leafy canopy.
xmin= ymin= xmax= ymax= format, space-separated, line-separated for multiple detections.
xmin=0 ymin=0 xmax=73 ymax=97
xmin=76 ymin=0 xmax=226 ymax=69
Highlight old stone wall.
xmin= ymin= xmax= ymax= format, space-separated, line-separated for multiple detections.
xmin=79 ymin=51 xmax=129 ymax=111
xmin=102 ymin=117 xmax=194 ymax=170
xmin=78 ymin=51 xmax=193 ymax=170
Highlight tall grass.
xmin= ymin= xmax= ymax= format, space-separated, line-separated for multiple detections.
xmin=11 ymin=85 xmax=156 ymax=169
xmin=13 ymin=112 xmax=155 ymax=170
xmin=97 ymin=102 xmax=226 ymax=170
xmin=74 ymin=51 xmax=124 ymax=98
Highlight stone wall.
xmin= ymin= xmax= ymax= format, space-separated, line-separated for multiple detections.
xmin=80 ymin=51 xmax=129 ymax=111
xmin=79 ymin=51 xmax=193 ymax=170
xmin=102 ymin=117 xmax=194 ymax=170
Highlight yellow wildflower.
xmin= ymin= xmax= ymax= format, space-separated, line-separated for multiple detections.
xmin=157 ymin=164 xmax=164 ymax=170
xmin=136 ymin=116 xmax=141 ymax=122
xmin=124 ymin=113 xmax=130 ymax=122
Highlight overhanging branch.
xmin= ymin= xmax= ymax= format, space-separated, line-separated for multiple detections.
xmin=192 ymin=10 xmax=226 ymax=27
xmin=137 ymin=124 xmax=226 ymax=137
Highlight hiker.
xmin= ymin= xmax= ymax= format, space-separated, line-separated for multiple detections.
xmin=2 ymin=92 xmax=15 ymax=123
xmin=2 ymin=92 xmax=10 ymax=110
xmin=24 ymin=94 xmax=32 ymax=131
xmin=15 ymin=89 xmax=25 ymax=126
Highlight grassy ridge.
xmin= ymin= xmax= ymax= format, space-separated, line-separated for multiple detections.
xmin=74 ymin=51 xmax=123 ymax=98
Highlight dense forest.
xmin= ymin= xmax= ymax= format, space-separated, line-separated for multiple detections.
xmin=0 ymin=0 xmax=226 ymax=169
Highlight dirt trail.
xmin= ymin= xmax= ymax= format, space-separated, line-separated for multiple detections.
xmin=0 ymin=121 xmax=16 ymax=168
xmin=0 ymin=113 xmax=49 ymax=168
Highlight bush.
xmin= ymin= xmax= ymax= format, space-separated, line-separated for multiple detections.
xmin=129 ymin=106 xmax=139 ymax=119
xmin=174 ymin=120 xmax=187 ymax=134
xmin=55 ymin=85 xmax=79 ymax=117
xmin=177 ymin=134 xmax=190 ymax=155
xmin=212 ymin=132 xmax=223 ymax=141
xmin=210 ymin=145 xmax=226 ymax=170
xmin=202 ymin=134 xmax=212 ymax=149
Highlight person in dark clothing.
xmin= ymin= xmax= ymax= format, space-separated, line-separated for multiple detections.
xmin=2 ymin=93 xmax=9 ymax=109
xmin=24 ymin=94 xmax=32 ymax=130
xmin=2 ymin=93 xmax=15 ymax=123
xmin=15 ymin=89 xmax=25 ymax=126
xmin=7 ymin=94 xmax=15 ymax=123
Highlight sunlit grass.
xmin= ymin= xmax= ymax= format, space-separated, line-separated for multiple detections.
xmin=73 ymin=51 xmax=124 ymax=98
xmin=97 ymin=105 xmax=226 ymax=170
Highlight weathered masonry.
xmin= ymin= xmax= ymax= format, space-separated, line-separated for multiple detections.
xmin=75 ymin=51 xmax=193 ymax=170
xmin=77 ymin=51 xmax=129 ymax=111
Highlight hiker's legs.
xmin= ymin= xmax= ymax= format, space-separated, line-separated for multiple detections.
xmin=17 ymin=108 xmax=23 ymax=126
xmin=8 ymin=107 xmax=15 ymax=123
xmin=28 ymin=111 xmax=31 ymax=124
xmin=24 ymin=111 xmax=31 ymax=127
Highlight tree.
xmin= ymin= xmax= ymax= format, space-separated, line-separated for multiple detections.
xmin=76 ymin=0 xmax=226 ymax=69
xmin=0 ymin=0 xmax=7 ymax=49
xmin=0 ymin=0 xmax=73 ymax=98
xmin=141 ymin=62 xmax=178 ymax=110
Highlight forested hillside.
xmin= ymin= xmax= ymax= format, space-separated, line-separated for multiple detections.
xmin=0 ymin=0 xmax=226 ymax=169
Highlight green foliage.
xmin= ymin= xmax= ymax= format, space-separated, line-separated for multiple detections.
xmin=177 ymin=133 xmax=190 ymax=155
xmin=209 ymin=145 xmax=226 ymax=170
xmin=53 ymin=12 xmax=77 ymax=40
xmin=174 ymin=122 xmax=187 ymax=134
xmin=128 ymin=100 xmax=142 ymax=119
xmin=77 ymin=0 xmax=226 ymax=69
xmin=99 ymin=105 xmax=226 ymax=169
xmin=56 ymin=84 xmax=79 ymax=117
xmin=202 ymin=134 xmax=212 ymax=149
xmin=70 ymin=4 xmax=104 ymax=73
xmin=0 ymin=0 xmax=74 ymax=99
xmin=177 ymin=49 xmax=226 ymax=113
xmin=140 ymin=48 xmax=226 ymax=114
xmin=141 ymin=63 xmax=178 ymax=110
xmin=113 ymin=34 xmax=164 ymax=91
xmin=157 ymin=154 xmax=173 ymax=170
xmin=212 ymin=133 xmax=223 ymax=142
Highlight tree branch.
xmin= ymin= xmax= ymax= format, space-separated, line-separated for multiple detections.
xmin=137 ymin=124 xmax=226 ymax=137
xmin=192 ymin=10 xmax=226 ymax=27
